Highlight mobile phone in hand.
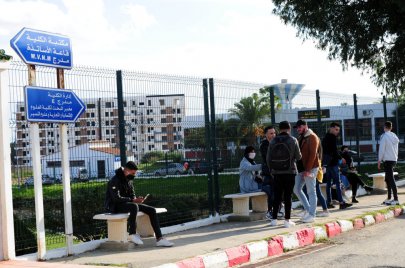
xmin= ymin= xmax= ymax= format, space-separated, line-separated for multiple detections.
xmin=142 ymin=194 xmax=150 ymax=203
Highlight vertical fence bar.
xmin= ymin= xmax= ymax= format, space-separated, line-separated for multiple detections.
xmin=353 ymin=94 xmax=361 ymax=168
xmin=209 ymin=78 xmax=220 ymax=214
xmin=316 ymin=90 xmax=322 ymax=136
xmin=383 ymin=96 xmax=387 ymax=122
xmin=98 ymin=98 xmax=102 ymax=140
xmin=203 ymin=79 xmax=214 ymax=216
xmin=270 ymin=87 xmax=275 ymax=125
xmin=116 ymin=70 xmax=126 ymax=165
xmin=57 ymin=68 xmax=74 ymax=255
xmin=28 ymin=64 xmax=46 ymax=260
xmin=0 ymin=61 xmax=15 ymax=260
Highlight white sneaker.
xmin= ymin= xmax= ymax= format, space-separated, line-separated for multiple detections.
xmin=270 ymin=219 xmax=277 ymax=226
xmin=156 ymin=238 xmax=174 ymax=247
xmin=302 ymin=215 xmax=315 ymax=223
xmin=284 ymin=220 xmax=296 ymax=228
xmin=382 ymin=199 xmax=392 ymax=205
xmin=389 ymin=200 xmax=400 ymax=205
xmin=296 ymin=210 xmax=308 ymax=218
xmin=317 ymin=211 xmax=330 ymax=217
xmin=129 ymin=234 xmax=143 ymax=245
xmin=265 ymin=211 xmax=272 ymax=220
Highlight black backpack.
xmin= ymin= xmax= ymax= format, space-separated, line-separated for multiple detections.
xmin=269 ymin=135 xmax=292 ymax=171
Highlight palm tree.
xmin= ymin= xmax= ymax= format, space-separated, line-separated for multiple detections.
xmin=229 ymin=92 xmax=271 ymax=146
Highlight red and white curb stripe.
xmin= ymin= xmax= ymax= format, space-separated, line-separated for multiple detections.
xmin=153 ymin=207 xmax=404 ymax=268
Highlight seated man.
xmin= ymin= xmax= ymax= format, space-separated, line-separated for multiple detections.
xmin=104 ymin=161 xmax=173 ymax=247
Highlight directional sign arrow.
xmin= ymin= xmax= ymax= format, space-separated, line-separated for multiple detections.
xmin=25 ymin=86 xmax=85 ymax=123
xmin=10 ymin=28 xmax=72 ymax=69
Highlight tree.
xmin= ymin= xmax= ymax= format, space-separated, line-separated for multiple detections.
xmin=229 ymin=92 xmax=271 ymax=145
xmin=272 ymin=0 xmax=405 ymax=96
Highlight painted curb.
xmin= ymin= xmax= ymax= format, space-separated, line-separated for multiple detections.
xmin=325 ymin=222 xmax=342 ymax=238
xmin=337 ymin=220 xmax=354 ymax=232
xmin=268 ymin=237 xmax=283 ymax=256
xmin=353 ymin=218 xmax=365 ymax=230
xmin=313 ymin=226 xmax=327 ymax=241
xmin=225 ymin=245 xmax=250 ymax=267
xmin=153 ymin=264 xmax=179 ymax=268
xmin=402 ymin=206 xmax=405 ymax=214
xmin=384 ymin=210 xmax=394 ymax=220
xmin=281 ymin=233 xmax=300 ymax=251
xmin=363 ymin=215 xmax=375 ymax=226
xmin=374 ymin=213 xmax=385 ymax=224
xmin=393 ymin=208 xmax=402 ymax=217
xmin=176 ymin=257 xmax=205 ymax=268
xmin=202 ymin=251 xmax=229 ymax=268
xmin=246 ymin=240 xmax=268 ymax=262
xmin=295 ymin=228 xmax=315 ymax=247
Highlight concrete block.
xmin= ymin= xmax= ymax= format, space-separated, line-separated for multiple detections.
xmin=353 ymin=218 xmax=364 ymax=230
xmin=268 ymin=237 xmax=283 ymax=256
xmin=176 ymin=257 xmax=205 ymax=268
xmin=225 ymin=245 xmax=250 ymax=267
xmin=384 ymin=210 xmax=394 ymax=220
xmin=393 ymin=208 xmax=402 ymax=217
xmin=295 ymin=228 xmax=315 ymax=247
xmin=281 ymin=233 xmax=300 ymax=251
xmin=374 ymin=213 xmax=385 ymax=224
xmin=337 ymin=220 xmax=354 ymax=232
xmin=314 ymin=226 xmax=327 ymax=241
xmin=325 ymin=222 xmax=341 ymax=238
xmin=363 ymin=215 xmax=375 ymax=226
xmin=246 ymin=241 xmax=268 ymax=262
xmin=202 ymin=251 xmax=229 ymax=268
xmin=152 ymin=264 xmax=179 ymax=268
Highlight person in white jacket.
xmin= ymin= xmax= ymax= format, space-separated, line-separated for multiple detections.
xmin=378 ymin=121 xmax=400 ymax=205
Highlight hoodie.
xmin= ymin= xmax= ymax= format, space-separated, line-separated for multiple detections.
xmin=378 ymin=131 xmax=399 ymax=162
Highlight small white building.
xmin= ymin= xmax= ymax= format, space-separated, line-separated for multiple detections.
xmin=41 ymin=140 xmax=134 ymax=179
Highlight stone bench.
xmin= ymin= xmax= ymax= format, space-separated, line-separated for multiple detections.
xmin=224 ymin=192 xmax=267 ymax=221
xmin=93 ymin=208 xmax=167 ymax=243
xmin=368 ymin=172 xmax=399 ymax=191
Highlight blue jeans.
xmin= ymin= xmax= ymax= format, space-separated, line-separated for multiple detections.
xmin=326 ymin=165 xmax=344 ymax=203
xmin=294 ymin=168 xmax=318 ymax=217
xmin=261 ymin=175 xmax=274 ymax=212
xmin=316 ymin=181 xmax=327 ymax=210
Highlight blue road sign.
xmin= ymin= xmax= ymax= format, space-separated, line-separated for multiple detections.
xmin=25 ymin=86 xmax=85 ymax=123
xmin=10 ymin=28 xmax=72 ymax=69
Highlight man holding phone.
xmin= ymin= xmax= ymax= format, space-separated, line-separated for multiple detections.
xmin=104 ymin=161 xmax=174 ymax=247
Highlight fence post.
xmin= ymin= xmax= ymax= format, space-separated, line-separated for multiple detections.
xmin=203 ymin=79 xmax=214 ymax=216
xmin=209 ymin=78 xmax=220 ymax=214
xmin=316 ymin=90 xmax=322 ymax=136
xmin=353 ymin=94 xmax=361 ymax=169
xmin=0 ymin=61 xmax=15 ymax=260
xmin=116 ymin=70 xmax=127 ymax=166
xmin=383 ymin=96 xmax=388 ymax=122
xmin=270 ymin=86 xmax=275 ymax=125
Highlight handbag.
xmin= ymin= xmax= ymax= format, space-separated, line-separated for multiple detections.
xmin=316 ymin=160 xmax=323 ymax=183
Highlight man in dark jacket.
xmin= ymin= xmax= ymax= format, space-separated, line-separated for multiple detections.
xmin=105 ymin=161 xmax=173 ymax=247
xmin=260 ymin=125 xmax=276 ymax=219
xmin=322 ymin=122 xmax=352 ymax=209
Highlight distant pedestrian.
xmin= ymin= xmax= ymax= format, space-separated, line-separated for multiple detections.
xmin=260 ymin=125 xmax=277 ymax=219
xmin=239 ymin=146 xmax=262 ymax=193
xmin=293 ymin=120 xmax=321 ymax=223
xmin=322 ymin=122 xmax=352 ymax=209
xmin=267 ymin=121 xmax=302 ymax=228
xmin=378 ymin=121 xmax=400 ymax=205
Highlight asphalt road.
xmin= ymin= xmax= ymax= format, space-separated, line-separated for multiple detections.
xmin=247 ymin=214 xmax=405 ymax=268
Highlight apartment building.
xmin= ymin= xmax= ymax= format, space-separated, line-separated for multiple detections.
xmin=14 ymin=94 xmax=185 ymax=166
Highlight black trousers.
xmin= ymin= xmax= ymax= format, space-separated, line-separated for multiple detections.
xmin=272 ymin=174 xmax=295 ymax=220
xmin=346 ymin=172 xmax=366 ymax=198
xmin=384 ymin=161 xmax=398 ymax=200
xmin=116 ymin=202 xmax=163 ymax=239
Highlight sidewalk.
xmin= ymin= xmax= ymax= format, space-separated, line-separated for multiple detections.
xmin=6 ymin=186 xmax=405 ymax=268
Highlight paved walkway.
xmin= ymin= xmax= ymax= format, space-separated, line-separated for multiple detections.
xmin=2 ymin=186 xmax=404 ymax=268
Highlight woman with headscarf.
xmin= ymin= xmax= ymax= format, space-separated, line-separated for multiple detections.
xmin=239 ymin=146 xmax=263 ymax=193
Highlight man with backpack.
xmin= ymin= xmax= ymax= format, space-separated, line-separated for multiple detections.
xmin=267 ymin=121 xmax=302 ymax=228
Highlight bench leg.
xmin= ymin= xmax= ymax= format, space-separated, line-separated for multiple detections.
xmin=137 ymin=214 xmax=155 ymax=237
xmin=232 ymin=197 xmax=250 ymax=216
xmin=373 ymin=176 xmax=386 ymax=190
xmin=251 ymin=195 xmax=267 ymax=212
xmin=107 ymin=219 xmax=128 ymax=242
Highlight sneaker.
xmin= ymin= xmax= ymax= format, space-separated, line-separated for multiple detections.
xmin=265 ymin=211 xmax=272 ymax=221
xmin=156 ymin=238 xmax=174 ymax=247
xmin=364 ymin=186 xmax=373 ymax=192
xmin=327 ymin=203 xmax=335 ymax=209
xmin=302 ymin=215 xmax=315 ymax=223
xmin=317 ymin=211 xmax=330 ymax=217
xmin=339 ymin=203 xmax=353 ymax=210
xmin=296 ymin=210 xmax=308 ymax=218
xmin=382 ymin=199 xmax=392 ymax=205
xmin=284 ymin=220 xmax=296 ymax=228
xmin=352 ymin=198 xmax=359 ymax=203
xmin=389 ymin=200 xmax=400 ymax=206
xmin=277 ymin=211 xmax=285 ymax=219
xmin=270 ymin=219 xmax=277 ymax=226
xmin=129 ymin=234 xmax=143 ymax=245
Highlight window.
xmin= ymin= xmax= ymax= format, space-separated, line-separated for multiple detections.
xmin=173 ymin=118 xmax=176 ymax=123
xmin=177 ymin=108 xmax=181 ymax=114
xmin=75 ymin=140 xmax=81 ymax=145
xmin=344 ymin=118 xmax=372 ymax=141
xmin=148 ymin=144 xmax=155 ymax=150
xmin=161 ymin=109 xmax=166 ymax=115
xmin=75 ymin=131 xmax=80 ymax=136
xmin=139 ymin=102 xmax=144 ymax=106
xmin=75 ymin=122 xmax=80 ymax=127
xmin=105 ymin=112 xmax=109 ymax=117
xmin=20 ymin=106 xmax=25 ymax=112
xmin=174 ymin=99 xmax=180 ymax=106
xmin=148 ymin=100 xmax=152 ymax=106
xmin=159 ymin=99 xmax=165 ymax=105
xmin=87 ymin=122 xmax=91 ymax=126
xmin=111 ymin=138 xmax=115 ymax=143
xmin=106 ymin=121 xmax=110 ymax=126
xmin=105 ymin=102 xmax=112 ymax=108
xmin=87 ymin=103 xmax=96 ymax=109
xmin=91 ymin=121 xmax=96 ymax=126
xmin=161 ymin=127 xmax=167 ymax=133
xmin=111 ymin=129 xmax=115 ymax=134
xmin=110 ymin=112 xmax=114 ymax=117
xmin=106 ymin=129 xmax=110 ymax=134
xmin=162 ymin=136 xmax=167 ymax=142
xmin=177 ymin=117 xmax=182 ymax=122
xmin=132 ymin=101 xmax=136 ymax=106
xmin=161 ymin=118 xmax=166 ymax=123
xmin=162 ymin=145 xmax=168 ymax=150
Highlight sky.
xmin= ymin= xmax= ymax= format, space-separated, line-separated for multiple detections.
xmin=0 ymin=0 xmax=382 ymax=98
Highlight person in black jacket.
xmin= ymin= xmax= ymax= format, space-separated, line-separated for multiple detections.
xmin=105 ymin=161 xmax=173 ymax=247
xmin=322 ymin=122 xmax=352 ymax=209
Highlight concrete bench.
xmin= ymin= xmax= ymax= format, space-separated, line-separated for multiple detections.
xmin=93 ymin=208 xmax=167 ymax=243
xmin=368 ymin=172 xmax=399 ymax=191
xmin=224 ymin=192 xmax=267 ymax=220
